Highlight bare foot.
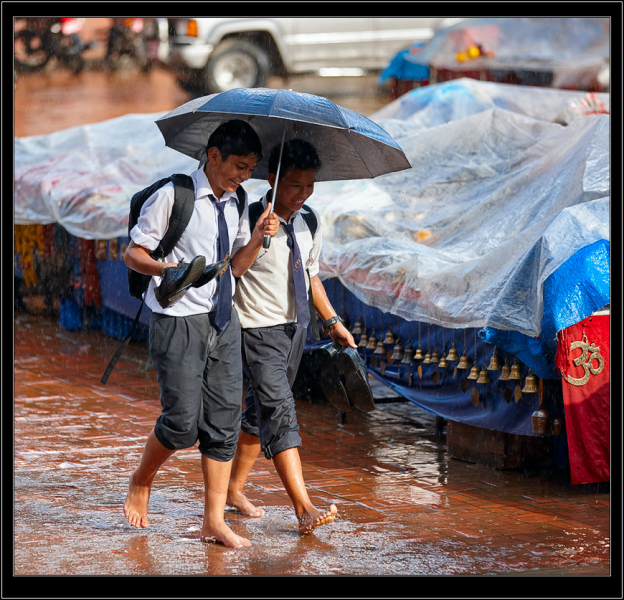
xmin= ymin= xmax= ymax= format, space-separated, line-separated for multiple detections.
xmin=226 ymin=490 xmax=265 ymax=517
xmin=123 ymin=472 xmax=151 ymax=528
xmin=200 ymin=521 xmax=251 ymax=548
xmin=298 ymin=504 xmax=338 ymax=535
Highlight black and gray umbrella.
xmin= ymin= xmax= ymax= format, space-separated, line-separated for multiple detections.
xmin=155 ymin=87 xmax=411 ymax=246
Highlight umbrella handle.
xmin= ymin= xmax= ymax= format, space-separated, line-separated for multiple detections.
xmin=261 ymin=121 xmax=287 ymax=251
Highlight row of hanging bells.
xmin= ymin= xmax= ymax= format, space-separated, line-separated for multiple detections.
xmin=350 ymin=317 xmax=539 ymax=393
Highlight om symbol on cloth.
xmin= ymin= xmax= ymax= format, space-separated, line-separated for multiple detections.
xmin=564 ymin=332 xmax=605 ymax=387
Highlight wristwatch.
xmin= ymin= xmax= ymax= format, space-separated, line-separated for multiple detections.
xmin=323 ymin=315 xmax=343 ymax=330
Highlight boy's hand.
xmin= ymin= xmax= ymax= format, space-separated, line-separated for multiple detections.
xmin=329 ymin=322 xmax=357 ymax=349
xmin=254 ymin=202 xmax=279 ymax=242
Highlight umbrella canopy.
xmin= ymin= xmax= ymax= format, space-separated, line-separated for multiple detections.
xmin=155 ymin=87 xmax=411 ymax=182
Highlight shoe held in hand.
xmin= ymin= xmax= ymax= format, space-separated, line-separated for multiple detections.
xmin=154 ymin=255 xmax=206 ymax=309
xmin=334 ymin=346 xmax=375 ymax=413
xmin=315 ymin=342 xmax=351 ymax=412
xmin=192 ymin=258 xmax=231 ymax=288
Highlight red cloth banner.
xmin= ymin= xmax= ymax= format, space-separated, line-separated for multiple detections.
xmin=555 ymin=314 xmax=610 ymax=485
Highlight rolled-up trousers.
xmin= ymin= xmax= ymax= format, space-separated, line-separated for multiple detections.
xmin=240 ymin=323 xmax=307 ymax=460
xmin=150 ymin=307 xmax=242 ymax=462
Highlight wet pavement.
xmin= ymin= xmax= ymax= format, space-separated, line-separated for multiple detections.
xmin=13 ymin=309 xmax=611 ymax=584
xmin=12 ymin=24 xmax=613 ymax=588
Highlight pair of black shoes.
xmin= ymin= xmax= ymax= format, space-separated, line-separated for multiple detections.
xmin=316 ymin=342 xmax=375 ymax=413
xmin=154 ymin=256 xmax=230 ymax=309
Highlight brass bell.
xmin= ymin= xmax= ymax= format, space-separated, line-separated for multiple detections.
xmin=522 ymin=370 xmax=538 ymax=394
xmin=456 ymin=350 xmax=471 ymax=369
xmin=476 ymin=364 xmax=491 ymax=385
xmin=373 ymin=340 xmax=387 ymax=355
xmin=351 ymin=317 xmax=364 ymax=336
xmin=552 ymin=417 xmax=564 ymax=436
xmin=508 ymin=358 xmax=523 ymax=380
xmin=499 ymin=357 xmax=511 ymax=380
xmin=366 ymin=331 xmax=378 ymax=351
xmin=401 ymin=342 xmax=415 ymax=364
xmin=423 ymin=350 xmax=432 ymax=364
xmin=430 ymin=347 xmax=439 ymax=363
xmin=358 ymin=331 xmax=369 ymax=349
xmin=531 ymin=408 xmax=549 ymax=435
xmin=414 ymin=345 xmax=424 ymax=360
xmin=487 ymin=351 xmax=502 ymax=371
xmin=383 ymin=327 xmax=397 ymax=345
xmin=467 ymin=361 xmax=480 ymax=380
xmin=446 ymin=343 xmax=460 ymax=362
xmin=438 ymin=348 xmax=448 ymax=368
xmin=390 ymin=339 xmax=404 ymax=361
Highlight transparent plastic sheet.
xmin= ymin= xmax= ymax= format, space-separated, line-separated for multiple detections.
xmin=14 ymin=81 xmax=609 ymax=344
xmin=372 ymin=78 xmax=610 ymax=128
xmin=307 ymin=108 xmax=609 ymax=339
xmin=406 ymin=17 xmax=609 ymax=87
xmin=14 ymin=112 xmax=197 ymax=239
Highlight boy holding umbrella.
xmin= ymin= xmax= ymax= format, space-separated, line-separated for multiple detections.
xmin=227 ymin=139 xmax=357 ymax=534
xmin=122 ymin=120 xmax=279 ymax=547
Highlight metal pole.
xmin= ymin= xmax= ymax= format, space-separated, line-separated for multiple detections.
xmin=262 ymin=120 xmax=288 ymax=250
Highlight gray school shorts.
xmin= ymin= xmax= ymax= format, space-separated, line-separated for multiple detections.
xmin=241 ymin=323 xmax=307 ymax=460
xmin=149 ymin=307 xmax=242 ymax=462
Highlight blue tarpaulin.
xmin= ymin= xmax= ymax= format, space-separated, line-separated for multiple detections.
xmin=378 ymin=42 xmax=430 ymax=84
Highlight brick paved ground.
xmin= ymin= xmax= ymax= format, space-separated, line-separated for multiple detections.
xmin=11 ymin=308 xmax=613 ymax=594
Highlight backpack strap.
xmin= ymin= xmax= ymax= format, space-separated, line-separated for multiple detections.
xmin=100 ymin=300 xmax=145 ymax=384
xmin=155 ymin=174 xmax=195 ymax=259
xmin=301 ymin=206 xmax=320 ymax=341
xmin=235 ymin=184 xmax=246 ymax=220
xmin=248 ymin=199 xmax=265 ymax=233
xmin=301 ymin=206 xmax=318 ymax=239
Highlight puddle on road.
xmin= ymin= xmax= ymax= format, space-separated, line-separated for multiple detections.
xmin=14 ymin=465 xmax=607 ymax=576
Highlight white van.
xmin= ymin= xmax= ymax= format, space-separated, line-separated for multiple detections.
xmin=163 ymin=17 xmax=463 ymax=94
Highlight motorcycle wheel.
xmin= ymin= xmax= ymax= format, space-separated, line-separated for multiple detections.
xmin=67 ymin=53 xmax=85 ymax=75
xmin=14 ymin=30 xmax=51 ymax=71
xmin=59 ymin=34 xmax=85 ymax=74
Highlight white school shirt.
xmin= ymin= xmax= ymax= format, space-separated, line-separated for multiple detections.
xmin=234 ymin=193 xmax=322 ymax=329
xmin=129 ymin=167 xmax=251 ymax=316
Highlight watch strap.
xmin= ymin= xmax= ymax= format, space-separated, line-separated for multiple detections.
xmin=323 ymin=315 xmax=343 ymax=330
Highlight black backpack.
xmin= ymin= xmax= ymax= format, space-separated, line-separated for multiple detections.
xmin=101 ymin=174 xmax=245 ymax=384
xmin=248 ymin=199 xmax=321 ymax=341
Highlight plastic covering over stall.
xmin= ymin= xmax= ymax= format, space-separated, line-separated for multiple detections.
xmin=15 ymin=79 xmax=610 ymax=422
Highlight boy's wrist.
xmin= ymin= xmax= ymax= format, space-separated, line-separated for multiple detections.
xmin=323 ymin=315 xmax=343 ymax=330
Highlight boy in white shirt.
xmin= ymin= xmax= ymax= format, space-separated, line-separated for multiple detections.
xmin=228 ymin=139 xmax=357 ymax=534
xmin=122 ymin=120 xmax=279 ymax=548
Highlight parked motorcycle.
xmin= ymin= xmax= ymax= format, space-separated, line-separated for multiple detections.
xmin=14 ymin=17 xmax=94 ymax=74
xmin=105 ymin=18 xmax=154 ymax=72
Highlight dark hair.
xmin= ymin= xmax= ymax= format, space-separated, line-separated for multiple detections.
xmin=207 ymin=119 xmax=263 ymax=161
xmin=268 ymin=139 xmax=321 ymax=178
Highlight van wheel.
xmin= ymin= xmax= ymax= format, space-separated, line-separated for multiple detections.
xmin=205 ymin=39 xmax=271 ymax=94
